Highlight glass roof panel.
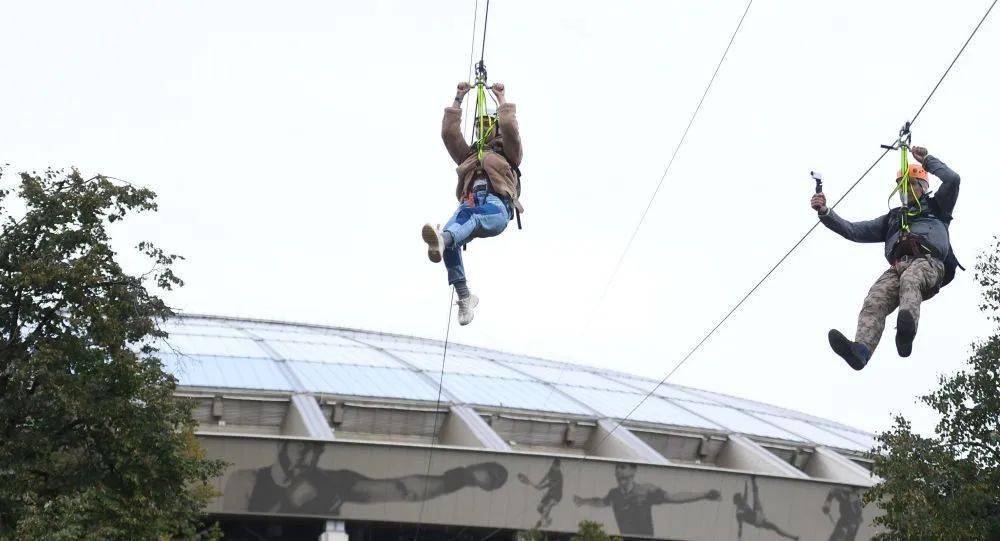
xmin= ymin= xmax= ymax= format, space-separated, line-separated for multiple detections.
xmin=265 ymin=340 xmax=401 ymax=367
xmin=288 ymin=361 xmax=441 ymax=401
xmin=387 ymin=350 xmax=530 ymax=379
xmin=558 ymin=387 xmax=721 ymax=430
xmin=242 ymin=327 xmax=363 ymax=347
xmin=501 ymin=364 xmax=637 ymax=391
xmin=160 ymin=322 xmax=248 ymax=338
xmin=158 ymin=353 xmax=294 ymax=391
xmin=441 ymin=374 xmax=591 ymax=415
xmin=753 ymin=413 xmax=870 ymax=451
xmin=671 ymin=400 xmax=807 ymax=441
xmin=156 ymin=334 xmax=268 ymax=358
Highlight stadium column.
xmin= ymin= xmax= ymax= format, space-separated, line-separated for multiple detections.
xmin=715 ymin=434 xmax=809 ymax=477
xmin=319 ymin=520 xmax=348 ymax=541
xmin=588 ymin=419 xmax=671 ymax=464
xmin=804 ymin=447 xmax=877 ymax=486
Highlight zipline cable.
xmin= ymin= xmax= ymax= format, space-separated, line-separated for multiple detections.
xmin=594 ymin=0 xmax=997 ymax=448
xmin=530 ymin=0 xmax=756 ymax=434
xmin=477 ymin=2 xmax=997 ymax=539
xmin=416 ymin=2 xmax=493 ymax=538
xmin=480 ymin=0 xmax=491 ymax=67
xmin=589 ymin=0 xmax=754 ymax=318
xmin=463 ymin=0 xmax=480 ymax=139
xmin=414 ymin=288 xmax=456 ymax=541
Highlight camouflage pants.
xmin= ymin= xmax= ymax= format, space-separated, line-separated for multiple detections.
xmin=855 ymin=255 xmax=944 ymax=351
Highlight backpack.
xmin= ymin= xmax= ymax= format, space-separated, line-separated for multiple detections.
xmin=885 ymin=197 xmax=964 ymax=295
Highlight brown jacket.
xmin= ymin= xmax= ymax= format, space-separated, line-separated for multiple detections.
xmin=441 ymin=102 xmax=523 ymax=212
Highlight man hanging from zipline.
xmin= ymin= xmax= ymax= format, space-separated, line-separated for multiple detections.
xmin=810 ymin=143 xmax=961 ymax=370
xmin=422 ymin=79 xmax=523 ymax=326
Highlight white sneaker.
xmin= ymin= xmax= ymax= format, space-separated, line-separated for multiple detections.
xmin=421 ymin=223 xmax=444 ymax=263
xmin=456 ymin=294 xmax=479 ymax=326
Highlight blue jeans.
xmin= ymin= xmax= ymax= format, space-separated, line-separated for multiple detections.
xmin=443 ymin=192 xmax=510 ymax=284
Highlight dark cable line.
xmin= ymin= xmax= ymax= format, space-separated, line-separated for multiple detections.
xmin=595 ymin=0 xmax=997 ymax=447
xmin=479 ymin=0 xmax=491 ymax=66
xmin=464 ymin=0 xmax=480 ymax=139
xmin=417 ymin=3 xmax=496 ymax=535
xmin=414 ymin=288 xmax=456 ymax=541
xmin=591 ymin=0 xmax=754 ymax=313
xmin=910 ymin=0 xmax=997 ymax=125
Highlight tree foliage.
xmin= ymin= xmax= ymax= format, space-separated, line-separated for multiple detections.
xmin=571 ymin=520 xmax=621 ymax=541
xmin=0 ymin=168 xmax=223 ymax=539
xmin=866 ymin=236 xmax=1000 ymax=540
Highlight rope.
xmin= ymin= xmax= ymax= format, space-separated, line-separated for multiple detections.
xmin=479 ymin=0 xmax=491 ymax=67
xmin=463 ymin=0 xmax=480 ymax=140
xmin=593 ymin=0 xmax=997 ymax=449
xmin=414 ymin=287 xmax=456 ymax=541
xmin=589 ymin=0 xmax=754 ymax=315
xmin=541 ymin=0 xmax=756 ymax=427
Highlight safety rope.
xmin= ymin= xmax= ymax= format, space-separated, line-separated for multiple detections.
xmin=462 ymin=0 xmax=480 ymax=140
xmin=413 ymin=287 xmax=456 ymax=541
xmin=414 ymin=2 xmax=491 ymax=539
xmin=474 ymin=80 xmax=496 ymax=161
xmin=586 ymin=0 xmax=755 ymax=325
xmin=883 ymin=124 xmax=923 ymax=232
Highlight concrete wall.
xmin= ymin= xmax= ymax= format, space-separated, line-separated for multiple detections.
xmin=201 ymin=434 xmax=875 ymax=541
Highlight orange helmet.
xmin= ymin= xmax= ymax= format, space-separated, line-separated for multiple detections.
xmin=896 ymin=163 xmax=927 ymax=182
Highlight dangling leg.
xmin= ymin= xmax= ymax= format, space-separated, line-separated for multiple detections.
xmin=440 ymin=194 xmax=509 ymax=326
xmin=759 ymin=520 xmax=798 ymax=540
xmin=895 ymin=256 xmax=945 ymax=357
xmin=829 ymin=268 xmax=899 ymax=370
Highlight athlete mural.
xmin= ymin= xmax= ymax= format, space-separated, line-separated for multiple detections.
xmin=204 ymin=436 xmax=877 ymax=539
xmin=733 ymin=476 xmax=799 ymax=540
xmin=823 ymin=486 xmax=864 ymax=541
xmin=517 ymin=458 xmax=563 ymax=528
xmin=223 ymin=440 xmax=508 ymax=515
xmin=572 ymin=462 xmax=721 ymax=537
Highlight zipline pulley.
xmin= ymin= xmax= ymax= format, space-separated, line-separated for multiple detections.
xmin=880 ymin=121 xmax=912 ymax=151
xmin=881 ymin=121 xmax=921 ymax=231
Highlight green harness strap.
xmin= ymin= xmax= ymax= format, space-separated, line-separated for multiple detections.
xmin=473 ymin=79 xmax=496 ymax=162
xmin=887 ymin=145 xmax=923 ymax=233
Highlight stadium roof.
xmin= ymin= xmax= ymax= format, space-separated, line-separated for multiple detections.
xmin=158 ymin=314 xmax=875 ymax=454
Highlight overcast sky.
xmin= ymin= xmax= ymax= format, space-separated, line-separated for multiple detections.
xmin=3 ymin=0 xmax=998 ymax=436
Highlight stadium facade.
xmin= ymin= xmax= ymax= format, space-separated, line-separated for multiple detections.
xmin=160 ymin=315 xmax=878 ymax=541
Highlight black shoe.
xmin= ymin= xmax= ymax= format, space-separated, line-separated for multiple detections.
xmin=828 ymin=329 xmax=871 ymax=371
xmin=896 ymin=310 xmax=917 ymax=357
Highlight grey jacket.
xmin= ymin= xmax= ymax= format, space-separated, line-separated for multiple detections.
xmin=819 ymin=155 xmax=960 ymax=262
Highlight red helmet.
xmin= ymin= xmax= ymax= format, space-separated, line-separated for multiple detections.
xmin=897 ymin=163 xmax=927 ymax=182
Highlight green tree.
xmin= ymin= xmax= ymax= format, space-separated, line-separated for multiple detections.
xmin=0 ymin=168 xmax=224 ymax=539
xmin=866 ymin=236 xmax=1000 ymax=540
xmin=571 ymin=520 xmax=621 ymax=541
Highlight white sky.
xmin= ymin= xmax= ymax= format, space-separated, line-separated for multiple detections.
xmin=2 ymin=0 xmax=998 ymax=437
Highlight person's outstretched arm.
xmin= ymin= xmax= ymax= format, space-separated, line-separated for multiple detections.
xmin=650 ymin=486 xmax=721 ymax=505
xmin=573 ymin=494 xmax=610 ymax=508
xmin=912 ymin=146 xmax=960 ymax=217
xmin=349 ymin=463 xmax=504 ymax=503
xmin=491 ymin=83 xmax=521 ymax=167
xmin=442 ymin=82 xmax=473 ymax=165
xmin=811 ymin=192 xmax=888 ymax=243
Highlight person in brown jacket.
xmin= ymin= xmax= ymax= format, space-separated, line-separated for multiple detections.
xmin=422 ymin=81 xmax=523 ymax=326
